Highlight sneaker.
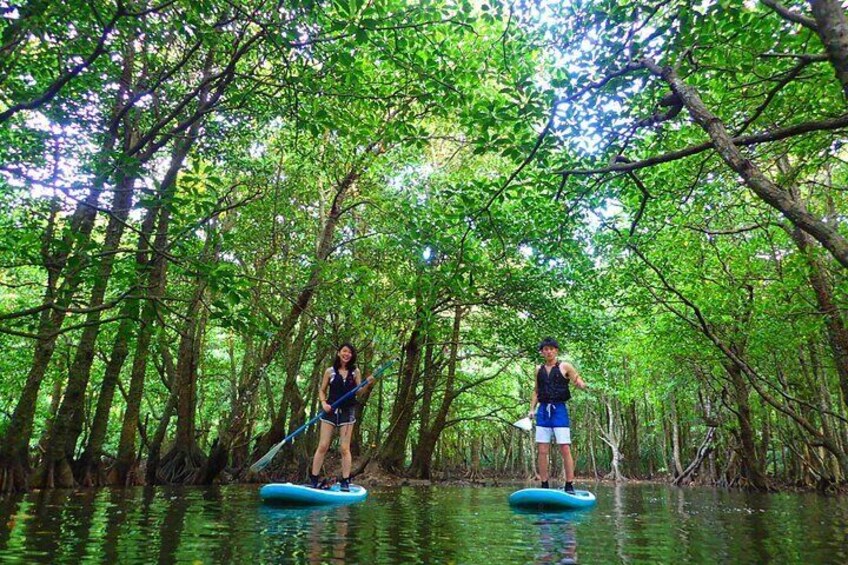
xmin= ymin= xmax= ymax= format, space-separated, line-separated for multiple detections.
xmin=564 ymin=482 xmax=575 ymax=494
xmin=309 ymin=473 xmax=321 ymax=488
xmin=340 ymin=477 xmax=350 ymax=492
xmin=540 ymin=480 xmax=549 ymax=489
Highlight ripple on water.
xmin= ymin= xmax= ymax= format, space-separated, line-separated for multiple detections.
xmin=1 ymin=484 xmax=848 ymax=563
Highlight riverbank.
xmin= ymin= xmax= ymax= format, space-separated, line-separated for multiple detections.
xmin=259 ymin=460 xmax=847 ymax=494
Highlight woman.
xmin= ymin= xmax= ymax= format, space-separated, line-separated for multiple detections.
xmin=309 ymin=343 xmax=373 ymax=491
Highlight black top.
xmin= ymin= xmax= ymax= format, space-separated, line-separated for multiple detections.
xmin=328 ymin=368 xmax=358 ymax=408
xmin=536 ymin=363 xmax=571 ymax=403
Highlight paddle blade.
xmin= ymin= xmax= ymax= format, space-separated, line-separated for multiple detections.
xmin=512 ymin=417 xmax=532 ymax=431
xmin=250 ymin=441 xmax=284 ymax=473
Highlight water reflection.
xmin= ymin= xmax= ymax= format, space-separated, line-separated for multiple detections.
xmin=535 ymin=515 xmax=577 ymax=565
xmin=1 ymin=484 xmax=847 ymax=564
xmin=260 ymin=505 xmax=351 ymax=564
xmin=514 ymin=509 xmax=588 ymax=564
xmin=307 ymin=508 xmax=349 ymax=565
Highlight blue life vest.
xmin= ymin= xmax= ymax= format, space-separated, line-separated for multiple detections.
xmin=328 ymin=368 xmax=358 ymax=408
xmin=537 ymin=363 xmax=571 ymax=403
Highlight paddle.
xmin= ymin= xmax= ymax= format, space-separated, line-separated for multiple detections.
xmin=249 ymin=358 xmax=397 ymax=473
xmin=512 ymin=417 xmax=533 ymax=431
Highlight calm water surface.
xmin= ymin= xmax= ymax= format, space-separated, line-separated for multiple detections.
xmin=1 ymin=483 xmax=846 ymax=564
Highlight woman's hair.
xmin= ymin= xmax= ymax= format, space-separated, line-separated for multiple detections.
xmin=332 ymin=342 xmax=357 ymax=375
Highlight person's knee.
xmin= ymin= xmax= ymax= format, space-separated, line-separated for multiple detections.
xmin=538 ymin=444 xmax=551 ymax=455
xmin=316 ymin=441 xmax=331 ymax=454
xmin=339 ymin=444 xmax=351 ymax=457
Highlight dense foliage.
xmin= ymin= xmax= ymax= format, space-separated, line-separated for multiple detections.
xmin=1 ymin=0 xmax=847 ymax=492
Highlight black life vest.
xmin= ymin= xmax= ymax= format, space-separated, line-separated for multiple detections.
xmin=536 ymin=363 xmax=571 ymax=403
xmin=328 ymin=367 xmax=358 ymax=408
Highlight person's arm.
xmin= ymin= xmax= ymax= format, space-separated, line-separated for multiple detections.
xmin=529 ymin=371 xmax=538 ymax=418
xmin=561 ymin=362 xmax=587 ymax=390
xmin=318 ymin=369 xmax=333 ymax=412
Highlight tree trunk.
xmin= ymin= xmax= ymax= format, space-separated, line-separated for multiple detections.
xmin=409 ymin=335 xmax=437 ymax=478
xmin=278 ymin=320 xmax=312 ymax=471
xmin=588 ymin=424 xmax=599 ymax=479
xmin=161 ymin=209 xmax=236 ymax=485
xmin=146 ymin=336 xmax=179 ymax=484
xmin=788 ymin=222 xmax=848 ymax=412
xmin=631 ymin=241 xmax=848 ymax=481
xmin=75 ymin=202 xmax=159 ymax=486
xmin=34 ymin=39 xmax=142 ymax=488
xmin=351 ymin=342 xmax=375 ymax=457
xmin=0 ymin=35 xmax=151 ymax=492
xmin=469 ymin=435 xmax=482 ymax=480
xmin=246 ymin=318 xmax=311 ymax=476
xmin=623 ymin=399 xmax=640 ymax=478
xmin=35 ymin=171 xmax=138 ymax=488
xmin=673 ymin=426 xmax=717 ymax=487
xmin=375 ymin=346 xmax=388 ymax=444
xmin=410 ymin=305 xmax=463 ymax=479
xmin=300 ymin=344 xmax=330 ymax=456
xmin=808 ymin=341 xmax=842 ymax=483
xmin=724 ymin=361 xmax=770 ymax=490
xmin=378 ymin=321 xmax=423 ymax=473
xmin=158 ymin=278 xmax=210 ymax=484
xmin=0 ymin=132 xmax=114 ymax=493
xmin=670 ymin=396 xmax=684 ymax=478
xmin=111 ymin=136 xmax=193 ymax=486
xmin=601 ymin=399 xmax=626 ymax=482
xmin=809 ymin=0 xmax=848 ymax=99
xmin=230 ymin=170 xmax=361 ymax=480
xmin=416 ymin=338 xmax=437 ymax=443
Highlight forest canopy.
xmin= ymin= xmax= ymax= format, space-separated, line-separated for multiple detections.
xmin=1 ymin=0 xmax=848 ymax=493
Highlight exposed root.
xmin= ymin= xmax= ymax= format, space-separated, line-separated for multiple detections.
xmin=157 ymin=445 xmax=207 ymax=485
xmin=195 ymin=439 xmax=228 ymax=485
xmin=0 ymin=456 xmax=30 ymax=494
xmin=33 ymin=458 xmax=76 ymax=489
xmin=78 ymin=463 xmax=107 ymax=487
xmin=106 ymin=458 xmax=145 ymax=487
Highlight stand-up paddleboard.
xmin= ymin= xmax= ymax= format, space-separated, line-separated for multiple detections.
xmin=260 ymin=482 xmax=368 ymax=505
xmin=508 ymin=488 xmax=596 ymax=510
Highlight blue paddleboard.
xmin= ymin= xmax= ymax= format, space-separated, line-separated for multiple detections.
xmin=508 ymin=488 xmax=596 ymax=510
xmin=259 ymin=482 xmax=368 ymax=505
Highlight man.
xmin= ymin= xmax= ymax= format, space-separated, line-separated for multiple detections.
xmin=529 ymin=337 xmax=587 ymax=493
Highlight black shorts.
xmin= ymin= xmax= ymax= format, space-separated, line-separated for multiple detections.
xmin=319 ymin=406 xmax=357 ymax=427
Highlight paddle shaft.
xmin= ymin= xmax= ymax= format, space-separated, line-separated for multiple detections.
xmin=250 ymin=359 xmax=395 ymax=472
xmin=285 ymin=374 xmax=370 ymax=442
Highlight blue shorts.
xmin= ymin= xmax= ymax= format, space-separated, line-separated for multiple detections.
xmin=536 ymin=402 xmax=570 ymax=428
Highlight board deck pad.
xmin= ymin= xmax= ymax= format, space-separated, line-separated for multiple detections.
xmin=259 ymin=482 xmax=368 ymax=505
xmin=508 ymin=488 xmax=597 ymax=510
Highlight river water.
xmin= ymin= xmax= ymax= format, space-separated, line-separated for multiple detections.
xmin=1 ymin=483 xmax=846 ymax=563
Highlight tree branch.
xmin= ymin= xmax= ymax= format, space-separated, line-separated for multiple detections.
xmin=640 ymin=56 xmax=848 ymax=268
xmin=762 ymin=0 xmax=818 ymax=30
xmin=557 ymin=113 xmax=848 ymax=176
xmin=0 ymin=3 xmax=125 ymax=124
